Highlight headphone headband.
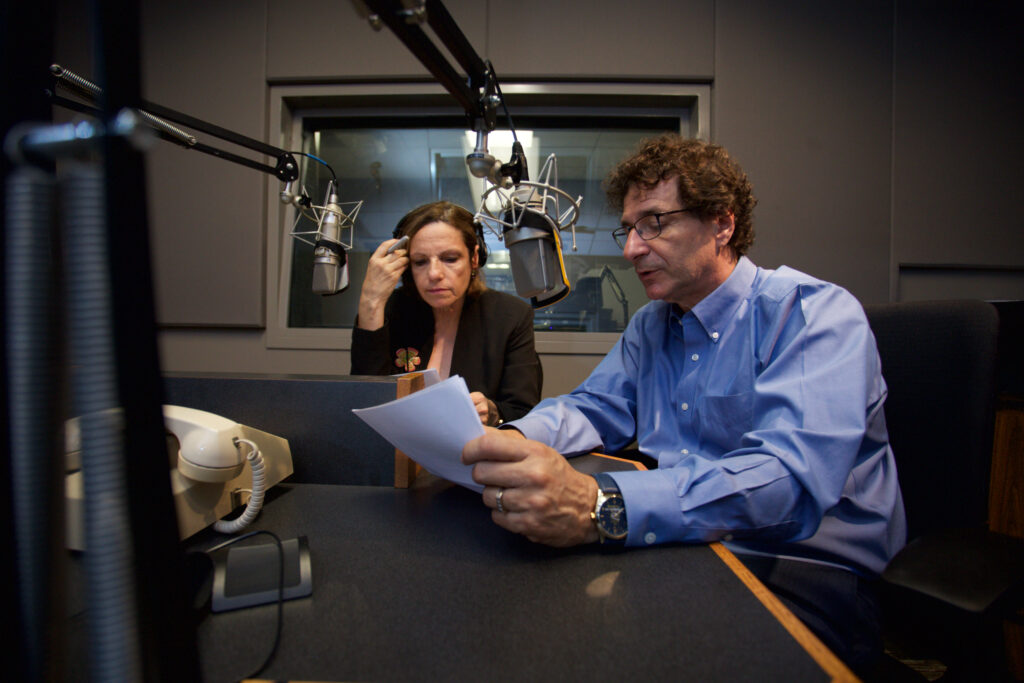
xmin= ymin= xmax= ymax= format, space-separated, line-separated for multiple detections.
xmin=392 ymin=218 xmax=488 ymax=267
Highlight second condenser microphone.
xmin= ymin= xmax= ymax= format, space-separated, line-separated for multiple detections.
xmin=311 ymin=183 xmax=349 ymax=295
xmin=473 ymin=145 xmax=581 ymax=309
xmin=502 ymin=187 xmax=569 ymax=304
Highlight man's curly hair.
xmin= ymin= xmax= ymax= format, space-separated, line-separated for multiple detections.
xmin=604 ymin=134 xmax=757 ymax=256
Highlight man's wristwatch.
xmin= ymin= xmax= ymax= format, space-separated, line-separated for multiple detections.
xmin=591 ymin=473 xmax=628 ymax=544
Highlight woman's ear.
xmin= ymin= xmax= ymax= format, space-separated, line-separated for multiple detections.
xmin=471 ymin=244 xmax=480 ymax=269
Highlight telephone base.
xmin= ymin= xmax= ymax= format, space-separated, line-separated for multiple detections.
xmin=65 ymin=423 xmax=293 ymax=551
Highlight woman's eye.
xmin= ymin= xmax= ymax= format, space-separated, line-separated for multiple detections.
xmin=411 ymin=259 xmax=427 ymax=267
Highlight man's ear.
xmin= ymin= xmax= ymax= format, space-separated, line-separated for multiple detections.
xmin=714 ymin=213 xmax=735 ymax=249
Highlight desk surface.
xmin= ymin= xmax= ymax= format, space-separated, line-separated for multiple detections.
xmin=192 ymin=481 xmax=843 ymax=682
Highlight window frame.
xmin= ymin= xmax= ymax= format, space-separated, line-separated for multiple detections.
xmin=265 ymin=82 xmax=710 ymax=355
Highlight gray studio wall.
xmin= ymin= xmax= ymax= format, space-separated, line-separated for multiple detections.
xmin=54 ymin=0 xmax=1024 ymax=398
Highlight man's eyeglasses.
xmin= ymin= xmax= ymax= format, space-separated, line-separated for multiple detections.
xmin=612 ymin=208 xmax=695 ymax=249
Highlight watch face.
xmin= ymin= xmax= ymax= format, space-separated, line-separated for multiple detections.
xmin=597 ymin=496 xmax=628 ymax=539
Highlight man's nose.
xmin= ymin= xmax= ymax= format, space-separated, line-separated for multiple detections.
xmin=621 ymin=228 xmax=648 ymax=262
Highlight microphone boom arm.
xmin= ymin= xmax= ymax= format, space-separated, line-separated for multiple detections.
xmin=358 ymin=0 xmax=494 ymax=127
xmin=357 ymin=0 xmax=506 ymax=173
xmin=45 ymin=63 xmax=357 ymax=296
xmin=49 ymin=64 xmax=299 ymax=183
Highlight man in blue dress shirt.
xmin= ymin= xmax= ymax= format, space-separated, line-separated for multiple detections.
xmin=463 ymin=133 xmax=905 ymax=674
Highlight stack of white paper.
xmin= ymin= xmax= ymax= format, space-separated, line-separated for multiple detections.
xmin=352 ymin=375 xmax=484 ymax=491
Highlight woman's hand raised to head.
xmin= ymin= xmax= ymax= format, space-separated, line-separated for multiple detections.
xmin=357 ymin=238 xmax=409 ymax=331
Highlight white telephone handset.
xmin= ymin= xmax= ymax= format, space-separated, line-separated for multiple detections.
xmin=163 ymin=405 xmax=246 ymax=483
xmin=163 ymin=405 xmax=266 ymax=534
xmin=65 ymin=405 xmax=293 ymax=550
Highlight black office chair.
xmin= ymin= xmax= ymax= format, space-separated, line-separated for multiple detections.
xmin=864 ymin=300 xmax=1024 ymax=681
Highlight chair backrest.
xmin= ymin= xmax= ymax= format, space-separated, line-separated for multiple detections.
xmin=864 ymin=300 xmax=999 ymax=542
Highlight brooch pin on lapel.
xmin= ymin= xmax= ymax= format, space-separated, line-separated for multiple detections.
xmin=395 ymin=347 xmax=421 ymax=372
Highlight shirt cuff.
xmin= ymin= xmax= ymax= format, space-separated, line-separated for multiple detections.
xmin=506 ymin=406 xmax=605 ymax=455
xmin=609 ymin=468 xmax=683 ymax=547
xmin=504 ymin=414 xmax=547 ymax=442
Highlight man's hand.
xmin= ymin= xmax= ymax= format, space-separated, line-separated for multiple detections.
xmin=468 ymin=391 xmax=499 ymax=426
xmin=462 ymin=429 xmax=600 ymax=547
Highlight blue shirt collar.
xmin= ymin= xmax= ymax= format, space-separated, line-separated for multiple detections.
xmin=669 ymin=256 xmax=757 ymax=341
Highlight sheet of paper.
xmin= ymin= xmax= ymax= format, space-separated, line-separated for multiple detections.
xmin=352 ymin=375 xmax=484 ymax=491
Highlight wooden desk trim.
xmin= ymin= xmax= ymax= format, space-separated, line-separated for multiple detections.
xmin=710 ymin=543 xmax=859 ymax=683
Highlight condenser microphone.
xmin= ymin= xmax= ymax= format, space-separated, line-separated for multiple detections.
xmin=474 ymin=147 xmax=581 ymax=308
xmin=288 ymin=179 xmax=361 ymax=296
xmin=311 ymin=183 xmax=349 ymax=295
xmin=502 ymin=188 xmax=568 ymax=302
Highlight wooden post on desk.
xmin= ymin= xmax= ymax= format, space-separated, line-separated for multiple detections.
xmin=393 ymin=373 xmax=425 ymax=488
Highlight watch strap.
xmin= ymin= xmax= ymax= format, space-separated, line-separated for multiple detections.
xmin=592 ymin=473 xmax=627 ymax=545
xmin=593 ymin=472 xmax=621 ymax=495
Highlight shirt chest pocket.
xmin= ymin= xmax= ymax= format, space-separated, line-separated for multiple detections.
xmin=695 ymin=391 xmax=754 ymax=450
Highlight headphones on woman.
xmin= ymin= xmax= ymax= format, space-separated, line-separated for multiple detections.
xmin=392 ymin=217 xmax=488 ymax=267
xmin=472 ymin=220 xmax=488 ymax=267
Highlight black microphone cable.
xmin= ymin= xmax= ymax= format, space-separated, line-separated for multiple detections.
xmin=204 ymin=530 xmax=285 ymax=682
xmin=485 ymin=60 xmax=518 ymax=144
xmin=282 ymin=151 xmax=337 ymax=221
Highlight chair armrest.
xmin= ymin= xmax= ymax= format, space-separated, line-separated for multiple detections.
xmin=881 ymin=527 xmax=1024 ymax=615
xmin=569 ymin=452 xmax=648 ymax=474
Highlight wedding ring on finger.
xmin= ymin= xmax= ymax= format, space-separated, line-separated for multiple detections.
xmin=496 ymin=487 xmax=506 ymax=513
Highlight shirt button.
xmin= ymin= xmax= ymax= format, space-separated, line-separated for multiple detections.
xmin=711 ymin=331 xmax=720 ymax=341
xmin=681 ymin=448 xmax=689 ymax=454
xmin=691 ymin=353 xmax=699 ymax=361
xmin=644 ymin=532 xmax=657 ymax=545
xmin=723 ymin=534 xmax=734 ymax=542
xmin=681 ymin=402 xmax=689 ymax=411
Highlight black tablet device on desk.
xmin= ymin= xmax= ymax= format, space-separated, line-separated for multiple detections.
xmin=210 ymin=535 xmax=313 ymax=612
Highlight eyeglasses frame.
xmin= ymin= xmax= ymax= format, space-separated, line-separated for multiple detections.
xmin=611 ymin=208 xmax=696 ymax=249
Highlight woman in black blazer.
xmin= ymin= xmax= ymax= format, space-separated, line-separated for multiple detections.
xmin=351 ymin=201 xmax=542 ymax=424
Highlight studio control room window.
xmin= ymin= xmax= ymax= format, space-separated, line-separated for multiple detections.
xmin=269 ymin=84 xmax=708 ymax=350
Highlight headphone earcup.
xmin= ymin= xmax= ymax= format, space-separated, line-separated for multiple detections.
xmin=474 ymin=221 xmax=488 ymax=268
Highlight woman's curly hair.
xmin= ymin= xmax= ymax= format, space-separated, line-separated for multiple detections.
xmin=604 ymin=134 xmax=757 ymax=256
